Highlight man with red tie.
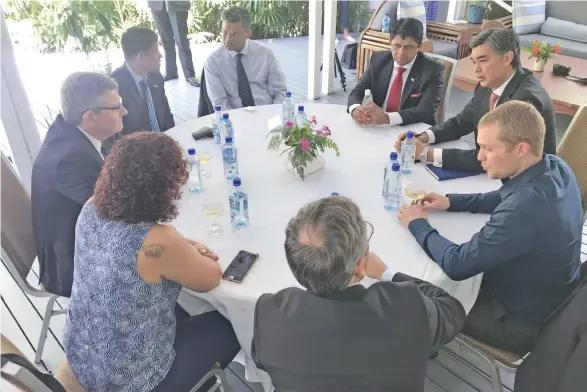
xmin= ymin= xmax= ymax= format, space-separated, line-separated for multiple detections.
xmin=347 ymin=18 xmax=445 ymax=127
xmin=394 ymin=28 xmax=556 ymax=173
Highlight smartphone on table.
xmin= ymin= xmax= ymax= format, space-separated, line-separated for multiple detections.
xmin=222 ymin=250 xmax=259 ymax=283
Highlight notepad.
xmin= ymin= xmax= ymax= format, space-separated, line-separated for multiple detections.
xmin=425 ymin=164 xmax=480 ymax=181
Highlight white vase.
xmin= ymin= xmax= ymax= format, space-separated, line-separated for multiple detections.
xmin=532 ymin=58 xmax=547 ymax=72
xmin=285 ymin=153 xmax=325 ymax=178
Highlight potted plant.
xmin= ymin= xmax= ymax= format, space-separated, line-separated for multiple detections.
xmin=268 ymin=115 xmax=340 ymax=180
xmin=523 ymin=40 xmax=561 ymax=72
xmin=468 ymin=1 xmax=487 ymax=24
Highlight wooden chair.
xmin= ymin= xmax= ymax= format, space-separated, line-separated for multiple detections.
xmin=481 ymin=15 xmax=513 ymax=30
xmin=54 ymin=362 xmax=86 ymax=392
xmin=557 ymin=105 xmax=587 ymax=212
xmin=422 ymin=53 xmax=458 ymax=123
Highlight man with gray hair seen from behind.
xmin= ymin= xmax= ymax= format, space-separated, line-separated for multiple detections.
xmin=252 ymin=196 xmax=466 ymax=391
xmin=398 ymin=101 xmax=582 ymax=356
xmin=31 ymin=72 xmax=127 ymax=297
xmin=204 ymin=6 xmax=287 ymax=110
xmin=394 ymin=28 xmax=556 ymax=173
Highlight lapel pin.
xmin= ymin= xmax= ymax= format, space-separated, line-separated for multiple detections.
xmin=410 ymin=77 xmax=414 ymax=82
xmin=153 ymin=84 xmax=158 ymax=88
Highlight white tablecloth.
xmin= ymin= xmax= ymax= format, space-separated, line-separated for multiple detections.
xmin=166 ymin=104 xmax=500 ymax=390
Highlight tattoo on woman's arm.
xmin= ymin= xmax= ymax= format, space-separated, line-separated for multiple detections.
xmin=142 ymin=244 xmax=165 ymax=259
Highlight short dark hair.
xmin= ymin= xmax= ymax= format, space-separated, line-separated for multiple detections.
xmin=470 ymin=28 xmax=520 ymax=68
xmin=120 ymin=27 xmax=159 ymax=61
xmin=222 ymin=6 xmax=252 ymax=28
xmin=390 ymin=17 xmax=424 ymax=45
xmin=94 ymin=132 xmax=188 ymax=223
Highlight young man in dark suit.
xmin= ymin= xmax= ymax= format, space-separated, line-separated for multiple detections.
xmin=31 ymin=72 xmax=127 ymax=297
xmin=395 ymin=28 xmax=556 ymax=173
xmin=347 ymin=17 xmax=444 ymax=126
xmin=253 ymin=197 xmax=466 ymax=391
xmin=148 ymin=0 xmax=199 ymax=87
xmin=105 ymin=27 xmax=174 ymax=154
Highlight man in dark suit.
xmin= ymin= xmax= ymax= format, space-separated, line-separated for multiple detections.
xmin=252 ymin=196 xmax=466 ymax=391
xmin=347 ymin=17 xmax=444 ymax=126
xmin=31 ymin=72 xmax=127 ymax=297
xmin=395 ymin=28 xmax=556 ymax=173
xmin=104 ymin=27 xmax=174 ymax=154
xmin=148 ymin=0 xmax=199 ymax=87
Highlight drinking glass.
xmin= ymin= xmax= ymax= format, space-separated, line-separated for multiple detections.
xmin=197 ymin=152 xmax=211 ymax=179
xmin=202 ymin=201 xmax=223 ymax=235
xmin=404 ymin=186 xmax=427 ymax=202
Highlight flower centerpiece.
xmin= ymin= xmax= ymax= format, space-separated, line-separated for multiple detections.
xmin=268 ymin=115 xmax=340 ymax=180
xmin=523 ymin=40 xmax=561 ymax=72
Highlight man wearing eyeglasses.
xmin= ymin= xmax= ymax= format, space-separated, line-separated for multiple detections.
xmin=252 ymin=196 xmax=466 ymax=391
xmin=31 ymin=72 xmax=127 ymax=297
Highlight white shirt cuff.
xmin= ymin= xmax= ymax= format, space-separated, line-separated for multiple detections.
xmin=381 ymin=268 xmax=396 ymax=281
xmin=349 ymin=104 xmax=361 ymax=118
xmin=424 ymin=129 xmax=436 ymax=144
xmin=387 ymin=112 xmax=403 ymax=126
xmin=433 ymin=148 xmax=443 ymax=168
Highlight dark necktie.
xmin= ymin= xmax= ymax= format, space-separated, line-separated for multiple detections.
xmin=236 ymin=53 xmax=255 ymax=107
xmin=140 ymin=79 xmax=160 ymax=132
xmin=385 ymin=67 xmax=406 ymax=113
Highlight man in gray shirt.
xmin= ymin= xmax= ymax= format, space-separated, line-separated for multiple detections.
xmin=204 ymin=6 xmax=287 ymax=110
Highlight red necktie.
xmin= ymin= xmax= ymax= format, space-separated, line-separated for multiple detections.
xmin=385 ymin=67 xmax=406 ymax=113
xmin=489 ymin=93 xmax=499 ymax=111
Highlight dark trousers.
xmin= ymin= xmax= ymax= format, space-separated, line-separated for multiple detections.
xmin=340 ymin=0 xmax=350 ymax=29
xmin=151 ymin=5 xmax=195 ymax=78
xmin=463 ymin=289 xmax=539 ymax=356
xmin=151 ymin=307 xmax=240 ymax=392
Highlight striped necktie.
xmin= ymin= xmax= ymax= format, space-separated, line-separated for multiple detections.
xmin=140 ymin=79 xmax=160 ymax=132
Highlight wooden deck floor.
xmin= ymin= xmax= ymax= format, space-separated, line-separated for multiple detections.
xmin=2 ymin=34 xmax=586 ymax=392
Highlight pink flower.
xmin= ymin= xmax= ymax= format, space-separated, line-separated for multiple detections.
xmin=284 ymin=120 xmax=294 ymax=128
xmin=320 ymin=125 xmax=331 ymax=136
xmin=311 ymin=115 xmax=317 ymax=125
xmin=300 ymin=138 xmax=310 ymax=152
xmin=315 ymin=130 xmax=325 ymax=137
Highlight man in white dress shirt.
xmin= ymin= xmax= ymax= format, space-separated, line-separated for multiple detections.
xmin=394 ymin=28 xmax=556 ymax=173
xmin=347 ymin=18 xmax=444 ymax=127
xmin=204 ymin=6 xmax=287 ymax=110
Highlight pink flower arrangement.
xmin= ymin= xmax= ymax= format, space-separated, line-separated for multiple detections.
xmin=300 ymin=138 xmax=310 ymax=152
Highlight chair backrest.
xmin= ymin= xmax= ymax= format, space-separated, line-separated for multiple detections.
xmin=1 ymin=152 xmax=36 ymax=281
xmin=197 ymin=68 xmax=214 ymax=118
xmin=54 ymin=362 xmax=87 ymax=392
xmin=557 ymin=105 xmax=587 ymax=211
xmin=422 ymin=52 xmax=457 ymax=123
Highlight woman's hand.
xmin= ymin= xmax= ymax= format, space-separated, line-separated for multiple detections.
xmin=187 ymin=239 xmax=219 ymax=262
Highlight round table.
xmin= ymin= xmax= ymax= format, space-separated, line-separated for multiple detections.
xmin=166 ymin=103 xmax=499 ymax=390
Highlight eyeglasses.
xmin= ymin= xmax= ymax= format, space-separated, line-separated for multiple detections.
xmin=91 ymin=105 xmax=124 ymax=112
xmin=365 ymin=220 xmax=374 ymax=242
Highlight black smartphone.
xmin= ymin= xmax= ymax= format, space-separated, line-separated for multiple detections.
xmin=222 ymin=250 xmax=259 ymax=283
xmin=192 ymin=126 xmax=213 ymax=141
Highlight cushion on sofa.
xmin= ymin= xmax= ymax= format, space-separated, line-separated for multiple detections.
xmin=541 ymin=17 xmax=587 ymax=44
xmin=545 ymin=1 xmax=587 ymax=26
xmin=513 ymin=0 xmax=546 ymax=35
xmin=519 ymin=33 xmax=587 ymax=60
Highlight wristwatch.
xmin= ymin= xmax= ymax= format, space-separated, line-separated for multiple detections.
xmin=419 ymin=147 xmax=430 ymax=164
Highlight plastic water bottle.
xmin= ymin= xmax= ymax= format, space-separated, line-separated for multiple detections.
xmin=220 ymin=113 xmax=234 ymax=144
xmin=222 ymin=137 xmax=238 ymax=180
xmin=400 ymin=131 xmax=416 ymax=175
xmin=382 ymin=151 xmax=399 ymax=197
xmin=382 ymin=13 xmax=391 ymax=33
xmin=384 ymin=163 xmax=401 ymax=212
xmin=296 ymin=105 xmax=308 ymax=127
xmin=229 ymin=177 xmax=249 ymax=229
xmin=187 ymin=148 xmax=203 ymax=193
xmin=212 ymin=106 xmax=222 ymax=144
xmin=362 ymin=89 xmax=374 ymax=106
xmin=282 ymin=91 xmax=295 ymax=126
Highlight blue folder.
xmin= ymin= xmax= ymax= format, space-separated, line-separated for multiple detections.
xmin=425 ymin=164 xmax=480 ymax=181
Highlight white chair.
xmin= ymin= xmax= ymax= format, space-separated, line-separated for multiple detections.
xmin=423 ymin=52 xmax=458 ymax=124
xmin=1 ymin=151 xmax=67 ymax=364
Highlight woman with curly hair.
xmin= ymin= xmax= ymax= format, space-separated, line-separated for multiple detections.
xmin=63 ymin=132 xmax=240 ymax=392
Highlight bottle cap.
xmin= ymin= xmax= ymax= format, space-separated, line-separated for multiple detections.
xmin=286 ymin=91 xmax=292 ymax=97
xmin=298 ymin=105 xmax=304 ymax=112
xmin=390 ymin=151 xmax=398 ymax=160
xmin=392 ymin=163 xmax=401 ymax=172
xmin=225 ymin=137 xmax=233 ymax=143
xmin=406 ymin=131 xmax=414 ymax=139
xmin=187 ymin=148 xmax=195 ymax=156
xmin=331 ymin=192 xmax=340 ymax=196
xmin=233 ymin=177 xmax=242 ymax=187
xmin=223 ymin=113 xmax=229 ymax=119
xmin=365 ymin=89 xmax=371 ymax=96
xmin=215 ymin=105 xmax=221 ymax=111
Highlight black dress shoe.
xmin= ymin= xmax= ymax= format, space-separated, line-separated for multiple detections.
xmin=186 ymin=76 xmax=201 ymax=87
xmin=163 ymin=74 xmax=179 ymax=82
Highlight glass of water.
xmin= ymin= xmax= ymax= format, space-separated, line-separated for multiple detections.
xmin=202 ymin=201 xmax=223 ymax=235
xmin=197 ymin=152 xmax=211 ymax=179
